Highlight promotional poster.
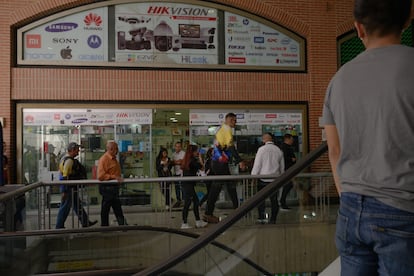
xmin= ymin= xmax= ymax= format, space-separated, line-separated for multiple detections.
xmin=115 ymin=2 xmax=219 ymax=65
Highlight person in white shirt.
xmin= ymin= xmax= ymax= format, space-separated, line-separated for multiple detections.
xmin=172 ymin=141 xmax=185 ymax=208
xmin=251 ymin=133 xmax=285 ymax=224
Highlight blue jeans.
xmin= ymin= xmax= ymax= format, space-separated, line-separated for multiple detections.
xmin=174 ymin=175 xmax=183 ymax=201
xmin=56 ymin=188 xmax=89 ymax=228
xmin=336 ymin=192 xmax=414 ymax=276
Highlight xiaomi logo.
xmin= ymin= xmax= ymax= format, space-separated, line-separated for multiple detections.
xmin=26 ymin=34 xmax=41 ymax=48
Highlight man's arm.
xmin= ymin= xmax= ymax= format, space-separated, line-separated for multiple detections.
xmin=325 ymin=125 xmax=341 ymax=195
xmin=61 ymin=158 xmax=73 ymax=180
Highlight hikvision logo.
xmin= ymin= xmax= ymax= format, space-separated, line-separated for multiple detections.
xmin=116 ymin=112 xmax=150 ymax=118
xmin=117 ymin=113 xmax=129 ymax=118
xmin=147 ymin=6 xmax=209 ymax=16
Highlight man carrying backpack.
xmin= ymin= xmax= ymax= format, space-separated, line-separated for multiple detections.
xmin=56 ymin=142 xmax=97 ymax=229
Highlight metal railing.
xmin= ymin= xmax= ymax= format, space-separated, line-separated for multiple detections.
xmin=0 ymin=142 xmax=332 ymax=275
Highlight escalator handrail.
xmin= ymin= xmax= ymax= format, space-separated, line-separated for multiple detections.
xmin=136 ymin=142 xmax=328 ymax=276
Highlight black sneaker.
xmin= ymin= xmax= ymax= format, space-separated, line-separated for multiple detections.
xmin=172 ymin=201 xmax=182 ymax=209
xmin=85 ymin=220 xmax=98 ymax=227
xmin=280 ymin=206 xmax=291 ymax=211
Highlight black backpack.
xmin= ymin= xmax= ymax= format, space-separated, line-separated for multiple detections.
xmin=60 ymin=156 xmax=87 ymax=180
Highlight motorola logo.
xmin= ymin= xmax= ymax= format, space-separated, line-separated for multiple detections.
xmin=87 ymin=35 xmax=102 ymax=49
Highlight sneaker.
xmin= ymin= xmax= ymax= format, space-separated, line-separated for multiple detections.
xmin=180 ymin=223 xmax=192 ymax=229
xmin=202 ymin=214 xmax=219 ymax=223
xmin=85 ymin=220 xmax=98 ymax=227
xmin=280 ymin=206 xmax=291 ymax=211
xmin=256 ymin=219 xmax=268 ymax=224
xmin=172 ymin=201 xmax=181 ymax=209
xmin=196 ymin=220 xmax=208 ymax=228
xmin=165 ymin=205 xmax=170 ymax=211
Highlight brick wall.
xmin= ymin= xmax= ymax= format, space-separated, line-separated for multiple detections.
xmin=1 ymin=0 xmax=355 ymax=181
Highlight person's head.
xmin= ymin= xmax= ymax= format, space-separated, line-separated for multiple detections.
xmin=224 ymin=113 xmax=237 ymax=128
xmin=182 ymin=144 xmax=198 ymax=171
xmin=106 ymin=141 xmax=119 ymax=158
xmin=157 ymin=147 xmax=168 ymax=159
xmin=174 ymin=142 xmax=182 ymax=153
xmin=354 ymin=0 xmax=412 ymax=42
xmin=187 ymin=144 xmax=199 ymax=156
xmin=67 ymin=142 xmax=80 ymax=158
xmin=284 ymin=133 xmax=294 ymax=145
xmin=262 ymin=133 xmax=274 ymax=144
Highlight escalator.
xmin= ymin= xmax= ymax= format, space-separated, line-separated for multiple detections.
xmin=0 ymin=143 xmax=332 ymax=276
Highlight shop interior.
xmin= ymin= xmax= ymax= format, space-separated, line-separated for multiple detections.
xmin=20 ymin=107 xmax=304 ymax=209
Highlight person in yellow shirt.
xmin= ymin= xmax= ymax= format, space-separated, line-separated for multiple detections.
xmin=203 ymin=113 xmax=244 ymax=223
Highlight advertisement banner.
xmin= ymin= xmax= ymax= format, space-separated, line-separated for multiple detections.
xmin=189 ymin=110 xmax=302 ymax=125
xmin=23 ymin=7 xmax=108 ymax=62
xmin=115 ymin=2 xmax=218 ymax=65
xmin=23 ymin=109 xmax=152 ymax=126
xmin=225 ymin=12 xmax=301 ymax=67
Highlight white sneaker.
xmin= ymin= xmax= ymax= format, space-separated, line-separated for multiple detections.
xmin=196 ymin=220 xmax=208 ymax=228
xmin=180 ymin=223 xmax=192 ymax=229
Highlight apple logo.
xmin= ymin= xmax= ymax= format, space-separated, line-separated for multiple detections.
xmin=60 ymin=46 xmax=72 ymax=59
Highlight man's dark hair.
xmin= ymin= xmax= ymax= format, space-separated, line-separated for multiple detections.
xmin=284 ymin=133 xmax=293 ymax=140
xmin=354 ymin=0 xmax=412 ymax=36
xmin=225 ymin=112 xmax=237 ymax=119
xmin=265 ymin=132 xmax=274 ymax=140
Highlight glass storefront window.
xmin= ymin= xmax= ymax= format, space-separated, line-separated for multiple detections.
xmin=18 ymin=105 xmax=307 ymax=212
xmin=22 ymin=109 xmax=153 ymax=183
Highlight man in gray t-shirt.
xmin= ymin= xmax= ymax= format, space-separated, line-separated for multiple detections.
xmin=323 ymin=44 xmax=414 ymax=212
xmin=322 ymin=0 xmax=414 ymax=274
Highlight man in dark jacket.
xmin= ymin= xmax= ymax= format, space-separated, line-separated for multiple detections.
xmin=278 ymin=134 xmax=296 ymax=210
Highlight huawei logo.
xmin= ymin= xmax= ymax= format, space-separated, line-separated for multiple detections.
xmin=84 ymin=13 xmax=102 ymax=26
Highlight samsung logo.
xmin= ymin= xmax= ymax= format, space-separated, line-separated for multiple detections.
xmin=71 ymin=118 xmax=88 ymax=124
xmin=45 ymin=23 xmax=78 ymax=32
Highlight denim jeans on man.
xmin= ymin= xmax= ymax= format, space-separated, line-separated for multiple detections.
xmin=336 ymin=192 xmax=414 ymax=276
xmin=56 ymin=187 xmax=88 ymax=228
